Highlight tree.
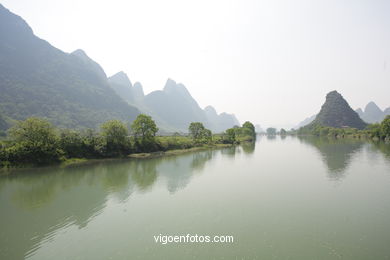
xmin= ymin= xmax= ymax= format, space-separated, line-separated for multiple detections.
xmin=381 ymin=115 xmax=390 ymax=138
xmin=225 ymin=128 xmax=236 ymax=144
xmin=131 ymin=114 xmax=158 ymax=141
xmin=266 ymin=127 xmax=277 ymax=135
xmin=188 ymin=122 xmax=213 ymax=144
xmin=189 ymin=122 xmax=205 ymax=141
xmin=7 ymin=117 xmax=62 ymax=164
xmin=101 ymin=120 xmax=130 ymax=156
xmin=201 ymin=128 xmax=212 ymax=144
xmin=280 ymin=128 xmax=287 ymax=135
xmin=243 ymin=121 xmax=255 ymax=134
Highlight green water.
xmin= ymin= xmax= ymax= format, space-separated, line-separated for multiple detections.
xmin=1 ymin=136 xmax=390 ymax=260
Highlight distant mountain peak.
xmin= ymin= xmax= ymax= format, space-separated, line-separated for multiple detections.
xmin=204 ymin=105 xmax=217 ymax=114
xmin=361 ymin=101 xmax=384 ymax=123
xmin=364 ymin=101 xmax=382 ymax=112
xmin=163 ymin=78 xmax=177 ymax=91
xmin=133 ymin=82 xmax=144 ymax=100
xmin=71 ymin=49 xmax=107 ymax=80
xmin=71 ymin=49 xmax=87 ymax=57
xmin=109 ymin=71 xmax=132 ymax=87
xmin=355 ymin=108 xmax=364 ymax=118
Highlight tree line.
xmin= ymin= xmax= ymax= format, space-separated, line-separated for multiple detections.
xmin=0 ymin=115 xmax=256 ymax=166
xmin=293 ymin=115 xmax=390 ymax=140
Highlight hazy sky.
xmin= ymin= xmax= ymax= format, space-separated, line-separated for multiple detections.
xmin=2 ymin=0 xmax=390 ymax=128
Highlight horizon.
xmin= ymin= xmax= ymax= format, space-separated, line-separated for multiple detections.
xmin=1 ymin=0 xmax=389 ymax=129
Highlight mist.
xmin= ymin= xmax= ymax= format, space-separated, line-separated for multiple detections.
xmin=3 ymin=0 xmax=390 ymax=128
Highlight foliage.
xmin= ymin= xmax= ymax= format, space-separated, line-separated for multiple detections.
xmin=266 ymin=128 xmax=277 ymax=135
xmin=224 ymin=128 xmax=236 ymax=144
xmin=3 ymin=117 xmax=63 ymax=164
xmin=242 ymin=121 xmax=255 ymax=134
xmin=296 ymin=115 xmax=390 ymax=141
xmin=188 ymin=122 xmax=213 ymax=144
xmin=131 ymin=114 xmax=159 ymax=152
xmin=101 ymin=120 xmax=131 ymax=156
xmin=0 ymin=115 xmax=257 ymax=167
xmin=381 ymin=116 xmax=390 ymax=138
xmin=131 ymin=114 xmax=158 ymax=140
xmin=280 ymin=128 xmax=287 ymax=135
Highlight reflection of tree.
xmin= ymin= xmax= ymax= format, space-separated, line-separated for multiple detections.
xmin=191 ymin=150 xmax=213 ymax=171
xmin=0 ymin=148 xmax=219 ymax=259
xmin=220 ymin=146 xmax=237 ymax=158
xmin=266 ymin=135 xmax=276 ymax=141
xmin=101 ymin=160 xmax=131 ymax=192
xmin=370 ymin=141 xmax=390 ymax=161
xmin=299 ymin=136 xmax=364 ymax=180
xmin=241 ymin=142 xmax=255 ymax=154
xmin=0 ymin=164 xmax=109 ymax=260
xmin=131 ymin=160 xmax=158 ymax=192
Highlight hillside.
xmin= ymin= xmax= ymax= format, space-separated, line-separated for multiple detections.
xmin=0 ymin=4 xmax=140 ymax=129
xmin=309 ymin=91 xmax=367 ymax=130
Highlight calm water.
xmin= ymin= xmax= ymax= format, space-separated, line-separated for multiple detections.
xmin=1 ymin=136 xmax=390 ymax=260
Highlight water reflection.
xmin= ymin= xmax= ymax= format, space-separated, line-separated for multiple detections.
xmin=370 ymin=141 xmax=390 ymax=160
xmin=220 ymin=146 xmax=238 ymax=158
xmin=299 ymin=137 xmax=364 ymax=180
xmin=0 ymin=148 xmax=235 ymax=260
xmin=241 ymin=142 xmax=255 ymax=155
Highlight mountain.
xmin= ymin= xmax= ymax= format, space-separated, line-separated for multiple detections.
xmin=310 ymin=91 xmax=367 ymax=129
xmin=355 ymin=108 xmax=364 ymax=118
xmin=359 ymin=102 xmax=386 ymax=123
xmin=132 ymin=82 xmax=145 ymax=104
xmin=108 ymin=74 xmax=239 ymax=133
xmin=0 ymin=4 xmax=140 ymax=129
xmin=143 ymin=79 xmax=209 ymax=132
xmin=204 ymin=106 xmax=239 ymax=133
xmin=108 ymin=71 xmax=135 ymax=104
xmin=385 ymin=107 xmax=390 ymax=116
xmin=0 ymin=113 xmax=8 ymax=131
xmin=295 ymin=114 xmax=316 ymax=129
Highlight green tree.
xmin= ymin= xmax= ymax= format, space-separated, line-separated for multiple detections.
xmin=266 ymin=127 xmax=277 ymax=135
xmin=131 ymin=114 xmax=158 ymax=141
xmin=188 ymin=122 xmax=213 ymax=144
xmin=189 ymin=122 xmax=205 ymax=141
xmin=101 ymin=120 xmax=130 ymax=156
xmin=131 ymin=114 xmax=159 ymax=152
xmin=243 ymin=121 xmax=255 ymax=134
xmin=381 ymin=115 xmax=390 ymax=138
xmin=201 ymin=128 xmax=212 ymax=144
xmin=280 ymin=128 xmax=287 ymax=135
xmin=59 ymin=129 xmax=84 ymax=158
xmin=7 ymin=117 xmax=62 ymax=164
xmin=225 ymin=128 xmax=236 ymax=144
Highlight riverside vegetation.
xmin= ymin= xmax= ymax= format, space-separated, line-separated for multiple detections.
xmin=292 ymin=115 xmax=390 ymax=141
xmin=0 ymin=114 xmax=256 ymax=167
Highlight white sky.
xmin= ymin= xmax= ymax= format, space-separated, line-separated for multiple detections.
xmin=2 ymin=0 xmax=390 ymax=128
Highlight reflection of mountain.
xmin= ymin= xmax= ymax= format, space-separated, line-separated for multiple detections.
xmin=299 ymin=137 xmax=364 ymax=180
xmin=0 ymin=147 xmax=240 ymax=259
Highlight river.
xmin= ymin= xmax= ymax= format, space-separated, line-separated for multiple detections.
xmin=1 ymin=136 xmax=390 ymax=259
